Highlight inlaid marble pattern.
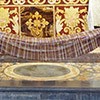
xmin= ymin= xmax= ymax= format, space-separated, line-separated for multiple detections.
xmin=0 ymin=47 xmax=100 ymax=82
xmin=0 ymin=62 xmax=100 ymax=81
xmin=0 ymin=0 xmax=89 ymax=37
xmin=4 ymin=63 xmax=80 ymax=81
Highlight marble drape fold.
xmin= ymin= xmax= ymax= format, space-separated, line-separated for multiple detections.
xmin=0 ymin=28 xmax=100 ymax=61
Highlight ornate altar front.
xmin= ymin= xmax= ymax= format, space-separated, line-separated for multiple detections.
xmin=0 ymin=0 xmax=89 ymax=38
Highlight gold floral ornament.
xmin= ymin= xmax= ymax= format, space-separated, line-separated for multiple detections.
xmin=56 ymin=14 xmax=64 ymax=36
xmin=0 ymin=7 xmax=19 ymax=34
xmin=63 ymin=0 xmax=80 ymax=4
xmin=0 ymin=8 xmax=10 ymax=31
xmin=48 ymin=0 xmax=56 ymax=4
xmin=26 ymin=11 xmax=49 ymax=37
xmin=56 ymin=6 xmax=88 ymax=35
xmin=64 ymin=7 xmax=80 ymax=32
xmin=63 ymin=0 xmax=88 ymax=4
xmin=81 ymin=15 xmax=88 ymax=30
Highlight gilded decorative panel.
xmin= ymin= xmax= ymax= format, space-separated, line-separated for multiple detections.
xmin=0 ymin=0 xmax=89 ymax=37
xmin=0 ymin=7 xmax=19 ymax=34
xmin=0 ymin=0 xmax=89 ymax=5
xmin=55 ymin=6 xmax=88 ymax=36
xmin=21 ymin=6 xmax=54 ymax=37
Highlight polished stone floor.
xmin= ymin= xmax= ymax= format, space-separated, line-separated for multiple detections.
xmin=0 ymin=47 xmax=100 ymax=88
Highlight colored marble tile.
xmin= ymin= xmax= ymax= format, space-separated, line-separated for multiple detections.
xmin=4 ymin=63 xmax=80 ymax=81
xmin=61 ymin=0 xmax=89 ymax=4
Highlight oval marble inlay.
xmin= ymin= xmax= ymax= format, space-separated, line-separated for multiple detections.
xmin=4 ymin=63 xmax=80 ymax=81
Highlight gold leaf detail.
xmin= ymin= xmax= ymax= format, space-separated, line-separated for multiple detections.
xmin=64 ymin=7 xmax=80 ymax=29
xmin=26 ymin=11 xmax=49 ymax=37
xmin=0 ymin=8 xmax=10 ymax=30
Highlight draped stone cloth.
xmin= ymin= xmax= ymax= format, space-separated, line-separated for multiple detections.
xmin=0 ymin=28 xmax=100 ymax=61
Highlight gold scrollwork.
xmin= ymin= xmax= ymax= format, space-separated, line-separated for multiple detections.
xmin=5 ymin=27 xmax=11 ymax=33
xmin=64 ymin=27 xmax=71 ymax=34
xmin=12 ymin=0 xmax=25 ymax=5
xmin=0 ymin=8 xmax=10 ymax=31
xmin=56 ymin=0 xmax=61 ymax=4
xmin=0 ymin=0 xmax=10 ymax=5
xmin=81 ymin=15 xmax=88 ymax=30
xmin=74 ymin=27 xmax=81 ymax=33
xmin=48 ymin=0 xmax=61 ymax=4
xmin=64 ymin=27 xmax=81 ymax=34
xmin=80 ymin=0 xmax=88 ymax=4
xmin=63 ymin=0 xmax=80 ymax=4
xmin=27 ymin=0 xmax=46 ymax=5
